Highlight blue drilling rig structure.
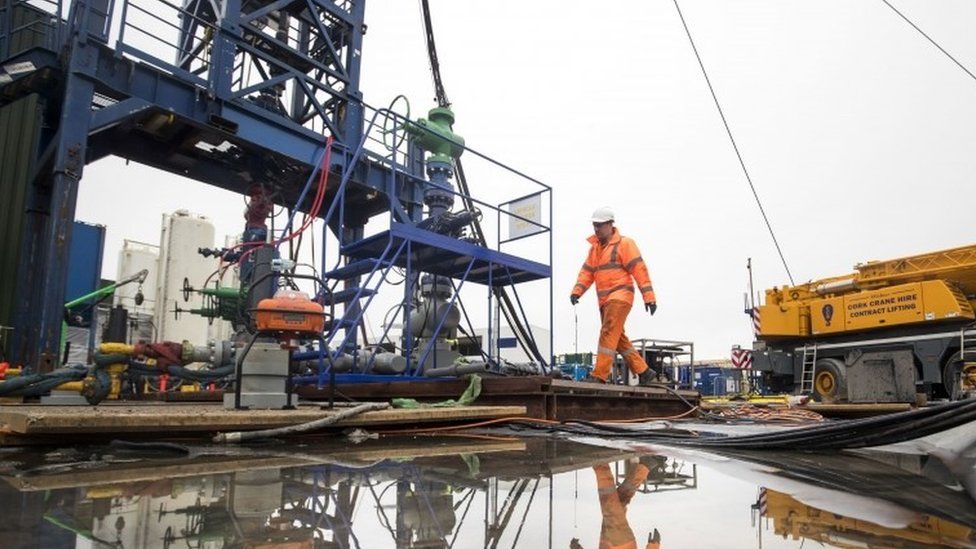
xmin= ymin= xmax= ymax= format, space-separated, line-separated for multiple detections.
xmin=0 ymin=0 xmax=553 ymax=398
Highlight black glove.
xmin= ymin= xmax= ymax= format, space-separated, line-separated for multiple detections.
xmin=645 ymin=302 xmax=657 ymax=315
xmin=570 ymin=295 xmax=579 ymax=306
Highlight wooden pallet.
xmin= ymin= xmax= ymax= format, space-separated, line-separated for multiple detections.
xmin=0 ymin=403 xmax=525 ymax=442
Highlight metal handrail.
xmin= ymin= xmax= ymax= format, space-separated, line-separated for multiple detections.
xmin=116 ymin=0 xmax=214 ymax=76
xmin=2 ymin=0 xmax=65 ymax=54
xmin=360 ymin=105 xmax=554 ymax=244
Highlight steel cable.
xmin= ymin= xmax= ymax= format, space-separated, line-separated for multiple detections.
xmin=880 ymin=0 xmax=976 ymax=84
xmin=672 ymin=0 xmax=795 ymax=285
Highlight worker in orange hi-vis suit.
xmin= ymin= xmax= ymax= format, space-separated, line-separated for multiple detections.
xmin=569 ymin=461 xmax=662 ymax=549
xmin=570 ymin=207 xmax=657 ymax=385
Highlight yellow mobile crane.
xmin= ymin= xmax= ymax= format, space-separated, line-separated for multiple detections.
xmin=753 ymin=244 xmax=976 ymax=402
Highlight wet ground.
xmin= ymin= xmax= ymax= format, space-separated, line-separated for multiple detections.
xmin=0 ymin=432 xmax=973 ymax=548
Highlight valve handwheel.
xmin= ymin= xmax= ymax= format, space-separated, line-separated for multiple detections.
xmin=182 ymin=277 xmax=193 ymax=302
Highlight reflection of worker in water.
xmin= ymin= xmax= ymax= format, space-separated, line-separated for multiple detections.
xmin=570 ymin=459 xmax=662 ymax=549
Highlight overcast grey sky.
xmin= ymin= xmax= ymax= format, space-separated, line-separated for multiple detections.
xmin=76 ymin=0 xmax=976 ymax=360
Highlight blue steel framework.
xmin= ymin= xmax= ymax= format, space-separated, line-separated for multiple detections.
xmin=0 ymin=0 xmax=552 ymax=373
xmin=291 ymin=105 xmax=551 ymax=382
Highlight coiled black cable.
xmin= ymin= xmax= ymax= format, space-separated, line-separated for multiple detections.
xmin=501 ymin=399 xmax=976 ymax=451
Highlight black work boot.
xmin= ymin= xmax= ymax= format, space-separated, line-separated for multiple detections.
xmin=582 ymin=375 xmax=607 ymax=384
xmin=637 ymin=368 xmax=656 ymax=387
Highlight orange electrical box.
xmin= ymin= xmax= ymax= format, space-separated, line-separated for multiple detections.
xmin=254 ymin=290 xmax=326 ymax=335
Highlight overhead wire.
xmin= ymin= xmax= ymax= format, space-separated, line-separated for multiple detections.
xmin=879 ymin=0 xmax=976 ymax=84
xmin=419 ymin=0 xmax=449 ymax=107
xmin=672 ymin=0 xmax=795 ymax=286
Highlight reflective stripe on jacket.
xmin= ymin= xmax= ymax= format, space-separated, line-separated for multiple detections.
xmin=571 ymin=228 xmax=655 ymax=307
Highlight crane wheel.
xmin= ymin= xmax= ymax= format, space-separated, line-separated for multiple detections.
xmin=942 ymin=351 xmax=976 ymax=401
xmin=812 ymin=358 xmax=846 ymax=403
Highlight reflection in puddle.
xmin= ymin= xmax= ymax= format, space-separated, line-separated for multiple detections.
xmin=758 ymin=488 xmax=974 ymax=548
xmin=0 ymin=436 xmax=972 ymax=548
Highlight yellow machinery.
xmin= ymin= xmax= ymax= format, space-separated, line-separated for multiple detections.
xmin=753 ymin=244 xmax=976 ymax=402
xmin=757 ymin=488 xmax=976 ymax=548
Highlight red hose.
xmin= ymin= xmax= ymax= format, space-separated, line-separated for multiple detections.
xmin=235 ymin=136 xmax=334 ymax=266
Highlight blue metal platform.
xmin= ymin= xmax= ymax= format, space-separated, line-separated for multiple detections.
xmin=341 ymin=222 xmax=550 ymax=286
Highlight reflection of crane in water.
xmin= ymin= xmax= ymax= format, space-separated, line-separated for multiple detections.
xmin=734 ymin=450 xmax=976 ymax=549
xmin=754 ymin=488 xmax=976 ymax=548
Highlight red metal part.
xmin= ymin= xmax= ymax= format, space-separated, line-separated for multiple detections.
xmin=132 ymin=341 xmax=184 ymax=367
xmin=245 ymin=185 xmax=274 ymax=229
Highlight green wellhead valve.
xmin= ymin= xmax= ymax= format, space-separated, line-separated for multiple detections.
xmin=409 ymin=107 xmax=465 ymax=166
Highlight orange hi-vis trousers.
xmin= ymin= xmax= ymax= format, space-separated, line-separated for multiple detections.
xmin=594 ymin=462 xmax=651 ymax=549
xmin=593 ymin=300 xmax=650 ymax=382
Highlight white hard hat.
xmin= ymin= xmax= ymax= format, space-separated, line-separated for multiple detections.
xmin=591 ymin=207 xmax=614 ymax=223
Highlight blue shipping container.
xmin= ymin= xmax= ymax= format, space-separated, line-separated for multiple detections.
xmin=64 ymin=221 xmax=106 ymax=323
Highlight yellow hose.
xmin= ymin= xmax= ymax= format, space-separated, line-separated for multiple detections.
xmin=54 ymin=381 xmax=84 ymax=392
xmin=98 ymin=342 xmax=135 ymax=355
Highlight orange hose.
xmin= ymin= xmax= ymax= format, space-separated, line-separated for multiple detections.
xmin=593 ymin=406 xmax=700 ymax=423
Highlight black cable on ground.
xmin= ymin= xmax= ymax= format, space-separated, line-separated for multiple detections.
xmin=672 ymin=0 xmax=795 ymax=285
xmin=600 ymin=398 xmax=976 ymax=450
xmin=406 ymin=399 xmax=976 ymax=451
xmin=674 ymin=398 xmax=976 ymax=450
xmin=645 ymin=381 xmax=725 ymax=419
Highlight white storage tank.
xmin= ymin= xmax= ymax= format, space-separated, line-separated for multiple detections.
xmin=154 ymin=210 xmax=217 ymax=345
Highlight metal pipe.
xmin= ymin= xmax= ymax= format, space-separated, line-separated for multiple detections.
xmin=423 ymin=362 xmax=489 ymax=378
xmin=815 ymin=278 xmax=858 ymax=295
xmin=296 ymin=351 xmax=406 ymax=375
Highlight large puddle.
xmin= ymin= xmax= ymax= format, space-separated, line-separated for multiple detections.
xmin=0 ymin=434 xmax=973 ymax=548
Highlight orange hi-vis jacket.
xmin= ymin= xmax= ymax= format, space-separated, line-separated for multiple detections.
xmin=572 ymin=229 xmax=655 ymax=307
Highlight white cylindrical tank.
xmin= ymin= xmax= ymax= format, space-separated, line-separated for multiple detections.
xmin=114 ymin=239 xmax=159 ymax=316
xmin=154 ymin=210 xmax=217 ymax=344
